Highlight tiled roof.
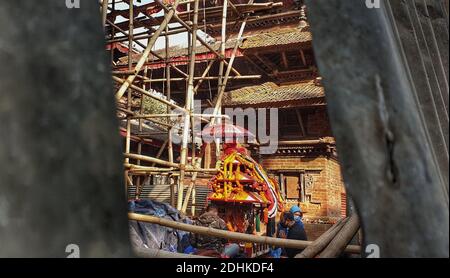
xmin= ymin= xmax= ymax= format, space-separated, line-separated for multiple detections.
xmin=153 ymin=38 xmax=240 ymax=59
xmin=118 ymin=28 xmax=312 ymax=65
xmin=241 ymin=28 xmax=312 ymax=49
xmin=222 ymin=81 xmax=325 ymax=108
xmin=117 ymin=39 xmax=240 ymax=65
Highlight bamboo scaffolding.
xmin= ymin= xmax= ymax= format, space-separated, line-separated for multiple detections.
xmin=105 ymin=0 xmax=262 ymax=215
xmin=165 ymin=10 xmax=174 ymax=167
xmin=155 ymin=1 xmax=242 ymax=77
xmin=115 ymin=0 xmax=182 ymax=101
xmin=125 ymin=163 xmax=218 ymax=173
xmin=212 ymin=0 xmax=254 ymax=120
xmin=124 ymin=153 xmax=179 ymax=168
xmin=141 ymin=75 xmax=261 ymax=83
xmin=113 ymin=76 xmax=187 ymax=112
xmin=128 ymin=213 xmax=362 ymax=254
xmin=177 ymin=0 xmax=200 ymax=210
xmin=124 ymin=0 xmax=134 ymax=197
xmin=107 ymin=19 xmax=189 ymax=78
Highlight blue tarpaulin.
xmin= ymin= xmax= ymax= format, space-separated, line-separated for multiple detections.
xmin=128 ymin=199 xmax=192 ymax=253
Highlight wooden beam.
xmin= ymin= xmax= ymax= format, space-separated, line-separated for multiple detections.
xmin=281 ymin=51 xmax=289 ymax=69
xmin=299 ymin=49 xmax=307 ymax=66
xmin=254 ymin=53 xmax=277 ymax=74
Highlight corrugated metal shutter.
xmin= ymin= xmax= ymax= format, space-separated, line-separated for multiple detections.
xmin=128 ymin=176 xmax=210 ymax=216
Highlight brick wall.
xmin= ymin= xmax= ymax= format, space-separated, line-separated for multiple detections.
xmin=304 ymin=223 xmax=333 ymax=241
xmin=261 ymin=155 xmax=346 ymax=224
xmin=306 ymin=107 xmax=333 ymax=137
xmin=325 ymin=159 xmax=346 ymax=221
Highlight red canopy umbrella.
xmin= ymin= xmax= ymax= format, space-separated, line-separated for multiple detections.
xmin=200 ymin=123 xmax=255 ymax=142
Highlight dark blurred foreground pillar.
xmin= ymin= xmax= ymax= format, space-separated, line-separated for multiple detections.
xmin=0 ymin=0 xmax=131 ymax=257
xmin=306 ymin=0 xmax=449 ymax=257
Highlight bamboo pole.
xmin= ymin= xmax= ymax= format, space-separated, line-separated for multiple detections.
xmin=106 ymin=26 xmax=189 ymax=44
xmin=177 ymin=0 xmax=199 ymax=210
xmin=191 ymin=181 xmax=196 ymax=216
xmin=181 ymin=156 xmax=202 ymax=213
xmin=125 ymin=163 xmax=218 ymax=173
xmin=296 ymin=217 xmax=348 ymax=258
xmin=130 ymin=113 xmax=229 ymax=119
xmin=115 ymin=0 xmax=182 ymax=101
xmin=141 ymin=75 xmax=261 ymax=83
xmin=135 ymin=63 xmax=148 ymax=198
xmin=124 ymin=0 xmax=134 ymax=197
xmin=194 ymin=60 xmax=215 ymax=93
xmin=211 ymin=0 xmax=229 ymax=159
xmin=102 ymin=0 xmax=109 ymax=27
xmin=107 ymin=19 xmax=188 ymax=79
xmin=124 ymin=153 xmax=179 ymax=168
xmin=133 ymin=247 xmax=208 ymax=258
xmin=128 ymin=213 xmax=362 ymax=254
xmin=212 ymin=0 xmax=254 ymax=120
xmin=165 ymin=15 xmax=174 ymax=166
xmin=317 ymin=214 xmax=360 ymax=258
xmin=151 ymin=139 xmax=169 ymax=167
xmin=113 ymin=76 xmax=187 ymax=113
xmin=155 ymin=1 xmax=241 ymax=76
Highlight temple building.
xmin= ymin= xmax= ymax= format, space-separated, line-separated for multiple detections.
xmin=112 ymin=0 xmax=348 ymax=238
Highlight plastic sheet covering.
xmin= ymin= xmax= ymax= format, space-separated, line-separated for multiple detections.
xmin=128 ymin=199 xmax=192 ymax=253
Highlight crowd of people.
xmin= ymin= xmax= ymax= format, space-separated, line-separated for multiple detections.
xmin=186 ymin=204 xmax=308 ymax=258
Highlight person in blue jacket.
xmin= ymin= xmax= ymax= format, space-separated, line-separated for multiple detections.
xmin=289 ymin=205 xmax=305 ymax=229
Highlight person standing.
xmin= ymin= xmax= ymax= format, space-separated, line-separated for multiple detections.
xmin=284 ymin=212 xmax=308 ymax=258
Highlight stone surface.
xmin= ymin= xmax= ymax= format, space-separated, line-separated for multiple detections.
xmin=306 ymin=0 xmax=449 ymax=257
xmin=0 ymin=0 xmax=130 ymax=257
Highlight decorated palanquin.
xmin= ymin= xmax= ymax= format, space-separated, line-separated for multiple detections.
xmin=208 ymin=144 xmax=284 ymax=234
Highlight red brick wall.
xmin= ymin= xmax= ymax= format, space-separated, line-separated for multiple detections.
xmin=306 ymin=107 xmax=333 ymax=137
xmin=261 ymin=155 xmax=346 ymax=224
xmin=304 ymin=223 xmax=333 ymax=241
xmin=324 ymin=158 xmax=346 ymax=221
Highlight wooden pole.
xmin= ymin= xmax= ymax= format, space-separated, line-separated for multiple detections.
xmin=124 ymin=0 xmax=134 ymax=198
xmin=177 ymin=0 xmax=200 ymax=210
xmin=115 ymin=0 xmax=182 ymax=101
xmin=155 ymin=2 xmax=242 ymax=77
xmin=125 ymin=163 xmax=218 ymax=173
xmin=142 ymin=75 xmax=261 ymax=83
xmin=124 ymin=153 xmax=179 ymax=168
xmin=194 ymin=60 xmax=215 ymax=93
xmin=102 ymin=0 xmax=109 ymax=27
xmin=107 ymin=18 xmax=188 ymax=79
xmin=296 ymin=217 xmax=348 ymax=258
xmin=181 ymin=156 xmax=203 ymax=213
xmin=133 ymin=247 xmax=208 ymax=258
xmin=317 ymin=214 xmax=360 ymax=258
xmin=128 ymin=213 xmax=361 ymax=254
xmin=165 ymin=14 xmax=174 ymax=166
xmin=212 ymin=1 xmax=253 ymax=120
xmin=113 ymin=76 xmax=187 ymax=113
xmin=211 ymin=0 xmax=229 ymax=159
